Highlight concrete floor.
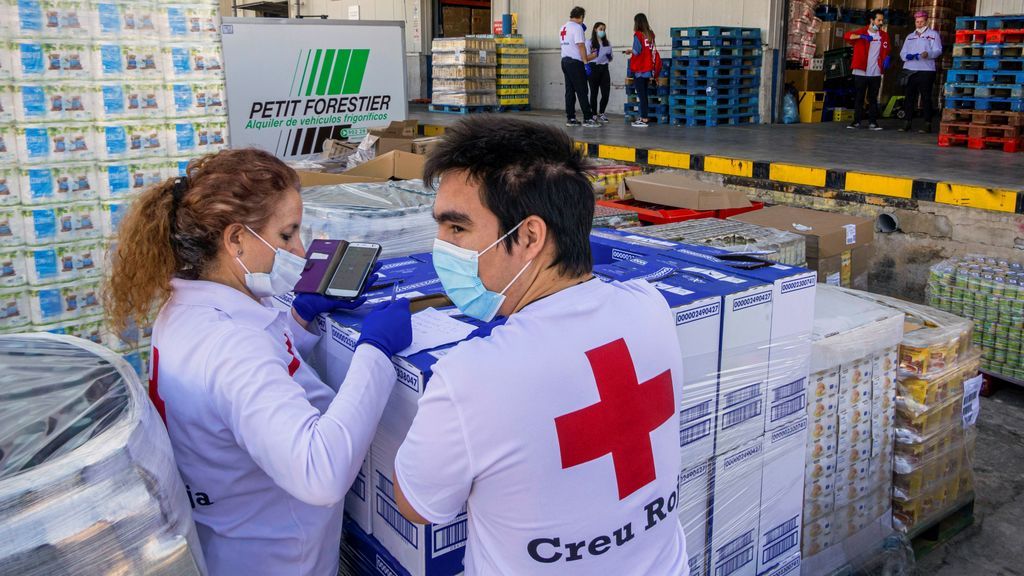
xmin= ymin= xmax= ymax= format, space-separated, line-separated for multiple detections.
xmin=411 ymin=106 xmax=1024 ymax=191
xmin=913 ymin=383 xmax=1024 ymax=576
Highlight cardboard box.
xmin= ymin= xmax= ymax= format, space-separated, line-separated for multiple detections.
xmin=296 ymin=151 xmax=427 ymax=187
xmin=711 ymin=437 xmax=764 ymax=576
xmin=808 ymin=244 xmax=873 ymax=289
xmin=807 ymin=368 xmax=839 ymax=422
xmin=816 ymin=22 xmax=858 ymax=53
xmin=807 ymin=418 xmax=837 ymax=462
xmin=838 ymin=357 xmax=873 ymax=408
xmin=412 ymin=136 xmax=442 ymax=156
xmin=442 ymin=6 xmax=472 ymax=37
xmin=730 ymin=206 xmax=874 ymax=260
xmin=762 ymin=553 xmax=802 ymax=576
xmin=801 ymin=516 xmax=833 ymax=557
xmin=803 ymin=471 xmax=835 ymax=519
xmin=679 ymin=460 xmax=712 ymax=576
xmin=470 ymin=8 xmax=491 ymax=35
xmin=757 ymin=418 xmax=807 ymax=575
xmin=345 ymin=454 xmax=373 ymax=535
xmin=618 ymin=173 xmax=751 ymax=211
xmin=368 ymin=120 xmax=419 ymax=155
xmin=784 ymin=69 xmax=824 ymax=92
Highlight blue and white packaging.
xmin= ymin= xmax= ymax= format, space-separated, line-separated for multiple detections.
xmin=89 ymin=1 xmax=160 ymax=39
xmin=94 ymin=120 xmax=166 ymax=159
xmin=710 ymin=437 xmax=763 ymax=576
xmin=19 ymin=0 xmax=91 ymax=39
xmin=13 ymin=81 xmax=94 ymax=122
xmin=26 ymin=239 xmax=104 ymax=285
xmin=755 ymin=417 xmax=807 ymax=576
xmin=98 ymin=158 xmax=169 ymax=199
xmin=678 ymin=460 xmax=712 ymax=576
xmin=341 ymin=516 xmax=413 ymax=576
xmin=15 ymin=122 xmax=94 ymax=164
xmin=346 ymin=452 xmax=374 ymax=536
xmin=0 ymin=207 xmax=26 ymax=247
xmin=91 ymin=41 xmax=163 ymax=80
xmin=159 ymin=4 xmax=220 ymax=42
xmin=0 ymin=166 xmax=21 ymax=206
xmin=167 ymin=118 xmax=200 ymax=156
xmin=22 ymin=202 xmax=101 ymax=245
xmin=165 ymin=80 xmax=228 ymax=118
xmin=0 ymin=124 xmax=17 ymax=164
xmin=95 ymin=81 xmax=167 ymax=119
xmin=18 ymin=162 xmax=98 ymax=205
xmin=27 ymin=277 xmax=101 ymax=324
xmin=100 ymin=199 xmax=128 ymax=238
xmin=204 ymin=115 xmax=228 ymax=152
xmin=0 ymin=286 xmax=31 ymax=331
xmin=0 ymin=246 xmax=27 ymax=288
xmin=162 ymin=43 xmax=224 ymax=80
xmin=13 ymin=40 xmax=93 ymax=80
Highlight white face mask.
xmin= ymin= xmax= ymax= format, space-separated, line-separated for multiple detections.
xmin=236 ymin=225 xmax=305 ymax=298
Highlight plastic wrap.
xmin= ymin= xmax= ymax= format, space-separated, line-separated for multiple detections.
xmin=591 ymin=205 xmax=640 ymax=229
xmin=300 ymin=180 xmax=438 ymax=258
xmin=0 ymin=333 xmax=205 ymax=575
xmin=431 ymin=37 xmax=497 ymax=107
xmin=640 ymin=219 xmax=807 ymax=267
xmin=928 ymin=254 xmax=1024 ymax=381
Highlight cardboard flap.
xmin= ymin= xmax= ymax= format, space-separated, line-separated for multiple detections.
xmin=620 ymin=173 xmax=752 ymax=210
xmin=296 ymin=171 xmax=388 ymax=187
xmin=730 ymin=205 xmax=874 ymax=258
xmin=342 ymin=150 xmax=426 ymax=181
xmin=369 ymin=120 xmax=419 ymax=137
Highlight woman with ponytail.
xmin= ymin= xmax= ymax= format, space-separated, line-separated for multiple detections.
xmin=106 ymin=148 xmax=412 ymax=576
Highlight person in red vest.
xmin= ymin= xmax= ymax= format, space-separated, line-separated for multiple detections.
xmin=845 ymin=10 xmax=891 ymax=131
xmin=628 ymin=13 xmax=661 ymax=128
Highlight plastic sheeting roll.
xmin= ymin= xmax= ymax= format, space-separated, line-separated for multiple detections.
xmin=0 ymin=333 xmax=206 ymax=576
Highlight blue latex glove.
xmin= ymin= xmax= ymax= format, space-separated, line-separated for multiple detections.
xmin=467 ymin=316 xmax=507 ymax=341
xmin=357 ymin=298 xmax=412 ymax=357
xmin=860 ymin=34 xmax=873 ymax=41
xmin=292 ymin=270 xmax=381 ymax=321
xmin=883 ymin=56 xmax=891 ymax=71
xmin=585 ymin=63 xmax=592 ymax=76
xmin=907 ymin=53 xmax=919 ymax=61
xmin=581 ymin=23 xmax=587 ymax=32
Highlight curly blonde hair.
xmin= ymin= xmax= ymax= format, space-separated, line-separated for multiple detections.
xmin=104 ymin=148 xmax=300 ymax=334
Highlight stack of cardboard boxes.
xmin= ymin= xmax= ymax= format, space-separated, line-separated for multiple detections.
xmin=800 ymin=284 xmax=903 ymax=573
xmin=492 ymin=35 xmax=529 ymax=111
xmin=789 ymin=0 xmax=825 ymax=67
xmin=429 ymin=37 xmax=497 ymax=111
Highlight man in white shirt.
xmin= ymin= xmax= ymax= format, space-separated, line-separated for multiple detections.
xmin=392 ymin=115 xmax=689 ymax=575
xmin=559 ymin=6 xmax=600 ymax=128
xmin=900 ymin=11 xmax=943 ymax=133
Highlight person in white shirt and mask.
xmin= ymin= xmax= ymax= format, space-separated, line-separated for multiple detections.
xmin=899 ymin=11 xmax=943 ymax=133
xmin=105 ymin=147 xmax=412 ymax=576
xmin=392 ymin=117 xmax=689 ymax=575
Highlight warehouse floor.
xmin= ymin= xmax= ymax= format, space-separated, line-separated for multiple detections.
xmin=913 ymin=383 xmax=1024 ymax=576
xmin=410 ymin=106 xmax=1024 ymax=191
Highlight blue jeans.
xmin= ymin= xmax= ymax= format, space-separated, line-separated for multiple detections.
xmin=634 ymin=76 xmax=650 ymax=120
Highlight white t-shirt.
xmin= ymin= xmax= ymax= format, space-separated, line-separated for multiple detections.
xmin=560 ymin=20 xmax=586 ymax=61
xmin=854 ymin=30 xmax=883 ymax=77
xmin=151 ymin=279 xmax=396 ymax=576
xmin=395 ymin=279 xmax=689 ymax=575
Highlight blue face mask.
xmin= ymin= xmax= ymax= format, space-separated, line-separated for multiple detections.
xmin=433 ymin=221 xmax=532 ymax=322
xmin=597 ymin=30 xmax=606 ymax=38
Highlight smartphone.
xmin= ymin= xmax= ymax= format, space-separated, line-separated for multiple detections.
xmin=325 ymin=242 xmax=382 ymax=299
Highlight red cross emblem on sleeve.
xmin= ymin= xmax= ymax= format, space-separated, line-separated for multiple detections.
xmin=554 ymin=338 xmax=675 ymax=500
xmin=560 ymin=27 xmax=567 ymax=41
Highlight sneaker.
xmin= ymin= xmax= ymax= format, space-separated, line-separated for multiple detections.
xmin=847 ymin=122 xmax=861 ymax=129
xmin=597 ymin=113 xmax=609 ymax=123
xmin=582 ymin=119 xmax=602 ymax=128
xmin=898 ymin=122 xmax=912 ymax=132
xmin=565 ymin=119 xmax=581 ymax=127
xmin=631 ymin=120 xmax=648 ymax=128
xmin=869 ymin=123 xmax=883 ymax=131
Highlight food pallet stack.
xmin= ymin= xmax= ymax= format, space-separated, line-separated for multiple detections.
xmin=801 ymin=285 xmax=903 ymax=569
xmin=939 ymin=14 xmax=1024 ymax=153
xmin=493 ymin=34 xmax=529 ymax=111
xmin=0 ymin=0 xmax=228 ymax=376
xmin=623 ymin=59 xmax=672 ymax=124
xmin=928 ymin=255 xmax=1024 ymax=382
xmin=787 ymin=0 xmax=823 ymax=68
xmin=668 ymin=26 xmax=762 ymax=127
xmin=428 ymin=36 xmax=497 ymax=114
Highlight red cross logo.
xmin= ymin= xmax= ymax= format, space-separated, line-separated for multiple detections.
xmin=554 ymin=339 xmax=675 ymax=500
xmin=284 ymin=334 xmax=301 ymax=376
xmin=149 ymin=346 xmax=166 ymax=424
xmin=560 ymin=26 xmax=567 ymax=41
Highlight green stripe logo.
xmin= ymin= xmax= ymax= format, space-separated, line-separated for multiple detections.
xmin=294 ymin=48 xmax=370 ymax=97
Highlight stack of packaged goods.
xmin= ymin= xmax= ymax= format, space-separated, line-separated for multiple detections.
xmin=591 ymin=204 xmax=641 ymax=229
xmin=940 ymin=14 xmax=1024 ymax=153
xmin=428 ymin=36 xmax=497 ymax=113
xmin=668 ymin=27 xmax=762 ymax=127
xmin=587 ymin=162 xmax=643 ymax=200
xmin=639 ymin=218 xmax=807 ymax=267
xmin=0 ymin=333 xmax=205 ymax=574
xmin=928 ymin=254 xmax=1024 ymax=382
xmin=801 ymin=284 xmax=905 ymax=574
xmin=788 ymin=0 xmax=823 ymax=68
xmin=493 ymin=35 xmax=529 ymax=111
xmin=0 ymin=0 xmax=227 ymax=376
xmin=299 ymin=179 xmax=438 ymax=258
xmin=838 ymin=289 xmax=980 ymax=535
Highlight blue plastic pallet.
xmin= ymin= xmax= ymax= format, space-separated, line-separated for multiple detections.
xmin=946 ymin=68 xmax=1024 ymax=84
xmin=670 ymin=26 xmax=761 ymax=39
xmin=945 ymin=82 xmax=1024 ymax=99
xmin=669 ymin=113 xmax=760 ymax=127
xmin=951 ymin=56 xmax=1024 ymax=71
xmin=671 ymin=68 xmax=761 ymax=82
xmin=671 ymin=36 xmax=761 ymax=49
xmin=496 ymin=104 xmax=531 ymax=112
xmin=669 ymin=84 xmax=760 ymax=97
xmin=624 ymin=113 xmax=672 ymax=124
xmin=672 ymin=46 xmax=762 ymax=58
xmin=670 ymin=103 xmax=759 ymax=117
xmin=428 ymin=103 xmax=497 ymax=114
xmin=672 ymin=55 xmax=763 ymax=68
xmin=984 ymin=43 xmax=1024 ymax=58
xmin=944 ymin=96 xmax=1024 ymax=112
xmin=957 ymin=15 xmax=1024 ymax=31
xmin=671 ymin=75 xmax=760 ymax=88
xmin=669 ymin=94 xmax=759 ymax=107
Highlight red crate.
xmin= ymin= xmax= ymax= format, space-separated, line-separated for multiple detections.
xmin=967 ymin=136 xmax=1023 ymax=153
xmin=596 ymin=199 xmax=717 ymax=225
xmin=955 ymin=29 xmax=987 ymax=44
xmin=986 ymin=28 xmax=1024 ymax=43
xmin=717 ymin=202 xmax=764 ymax=219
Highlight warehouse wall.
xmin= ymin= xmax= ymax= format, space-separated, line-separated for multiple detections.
xmin=976 ymin=0 xmax=1024 ymax=15
xmin=498 ymin=0 xmax=784 ymax=120
xmin=288 ymin=0 xmax=431 ymax=99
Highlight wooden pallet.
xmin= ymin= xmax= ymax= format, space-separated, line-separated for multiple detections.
xmin=908 ymin=496 xmax=976 ymax=559
xmin=968 ymin=123 xmax=1021 ymax=139
xmin=941 ymin=108 xmax=1024 ymax=126
xmin=428 ymin=103 xmax=497 ymax=114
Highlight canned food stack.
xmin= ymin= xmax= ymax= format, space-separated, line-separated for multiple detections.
xmin=0 ymin=333 xmax=204 ymax=575
xmin=493 ymin=35 xmax=529 ymax=111
xmin=939 ymin=14 xmax=1024 ymax=153
xmin=928 ymin=255 xmax=1024 ymax=382
xmin=0 ymin=0 xmax=228 ymax=375
xmin=428 ymin=36 xmax=497 ymax=113
xmin=587 ymin=162 xmax=643 ymax=200
xmin=836 ymin=289 xmax=981 ymax=535
xmin=639 ymin=218 xmax=807 ymax=266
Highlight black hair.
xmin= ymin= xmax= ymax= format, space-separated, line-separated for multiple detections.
xmin=871 ymin=9 xmax=885 ymax=20
xmin=570 ymin=6 xmax=585 ymax=19
xmin=590 ymin=21 xmax=610 ymax=48
xmin=424 ymin=116 xmax=595 ymax=278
